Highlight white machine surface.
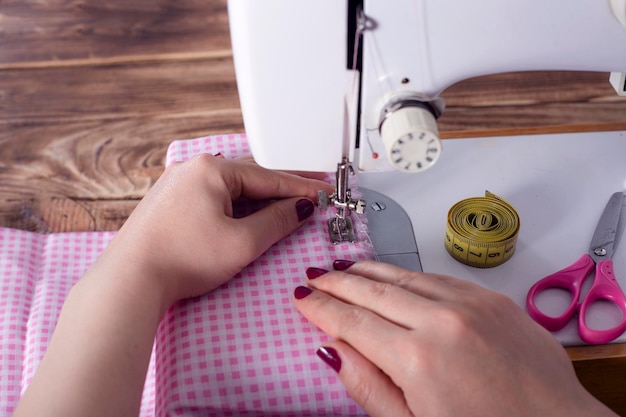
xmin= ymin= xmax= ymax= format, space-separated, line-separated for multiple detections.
xmin=358 ymin=130 xmax=626 ymax=347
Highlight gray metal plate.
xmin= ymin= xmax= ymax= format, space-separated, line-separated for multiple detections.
xmin=360 ymin=187 xmax=422 ymax=272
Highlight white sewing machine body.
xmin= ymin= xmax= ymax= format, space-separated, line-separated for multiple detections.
xmin=228 ymin=1 xmax=626 ymax=345
xmin=228 ymin=0 xmax=626 ymax=174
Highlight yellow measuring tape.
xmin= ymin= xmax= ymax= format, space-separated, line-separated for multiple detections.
xmin=445 ymin=191 xmax=520 ymax=268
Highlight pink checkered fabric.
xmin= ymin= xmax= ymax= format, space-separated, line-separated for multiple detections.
xmin=0 ymin=134 xmax=375 ymax=416
xmin=0 ymin=229 xmax=120 ymax=414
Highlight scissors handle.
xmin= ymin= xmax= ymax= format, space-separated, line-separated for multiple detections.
xmin=526 ymin=254 xmax=594 ymax=332
xmin=578 ymin=259 xmax=626 ymax=344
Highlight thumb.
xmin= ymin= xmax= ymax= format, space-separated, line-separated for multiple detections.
xmin=237 ymin=197 xmax=315 ymax=257
xmin=316 ymin=341 xmax=414 ymax=417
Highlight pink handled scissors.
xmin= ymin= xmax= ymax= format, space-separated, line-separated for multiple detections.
xmin=526 ymin=191 xmax=626 ymax=345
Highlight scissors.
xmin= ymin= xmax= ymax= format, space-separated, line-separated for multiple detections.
xmin=526 ymin=191 xmax=626 ymax=345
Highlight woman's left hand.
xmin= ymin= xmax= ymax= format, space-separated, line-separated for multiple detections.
xmin=104 ymin=153 xmax=334 ymax=304
xmin=13 ymin=154 xmax=334 ymax=417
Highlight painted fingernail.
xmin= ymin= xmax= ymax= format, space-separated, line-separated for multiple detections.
xmin=213 ymin=152 xmax=222 ymax=157
xmin=317 ymin=346 xmax=342 ymax=373
xmin=296 ymin=199 xmax=315 ymax=221
xmin=294 ymin=286 xmax=313 ymax=300
xmin=306 ymin=267 xmax=328 ymax=280
xmin=333 ymin=259 xmax=355 ymax=271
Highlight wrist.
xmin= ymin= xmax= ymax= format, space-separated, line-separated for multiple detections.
xmin=15 ymin=236 xmax=172 ymax=417
xmin=549 ymin=385 xmax=619 ymax=417
xmin=573 ymin=394 xmax=619 ymax=417
xmin=85 ymin=238 xmax=179 ymax=318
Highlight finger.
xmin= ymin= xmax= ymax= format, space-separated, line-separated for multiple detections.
xmin=221 ymin=158 xmax=334 ymax=203
xmin=234 ymin=154 xmax=255 ymax=162
xmin=181 ymin=155 xmax=332 ymax=215
xmin=315 ymin=341 xmax=413 ymax=417
xmin=234 ymin=197 xmax=316 ymax=260
xmin=293 ymin=285 xmax=409 ymax=377
xmin=306 ymin=269 xmax=428 ymax=330
xmin=333 ymin=260 xmax=483 ymax=301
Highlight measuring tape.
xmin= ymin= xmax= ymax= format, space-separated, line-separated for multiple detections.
xmin=445 ymin=191 xmax=520 ymax=268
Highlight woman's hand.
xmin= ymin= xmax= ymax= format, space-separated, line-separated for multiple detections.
xmin=102 ymin=153 xmax=334 ymax=305
xmin=293 ymin=260 xmax=618 ymax=417
xmin=13 ymin=154 xmax=333 ymax=417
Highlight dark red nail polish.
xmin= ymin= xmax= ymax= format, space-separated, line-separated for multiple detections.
xmin=294 ymin=286 xmax=313 ymax=300
xmin=213 ymin=152 xmax=222 ymax=157
xmin=333 ymin=259 xmax=355 ymax=271
xmin=306 ymin=267 xmax=328 ymax=280
xmin=317 ymin=346 xmax=341 ymax=373
xmin=296 ymin=199 xmax=315 ymax=221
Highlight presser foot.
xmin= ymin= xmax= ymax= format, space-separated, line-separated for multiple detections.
xmin=327 ymin=216 xmax=356 ymax=244
xmin=318 ymin=188 xmax=364 ymax=244
xmin=318 ymin=157 xmax=366 ymax=244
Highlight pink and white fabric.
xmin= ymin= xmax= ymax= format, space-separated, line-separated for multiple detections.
xmin=0 ymin=134 xmax=375 ymax=417
xmin=0 ymin=230 xmax=117 ymax=414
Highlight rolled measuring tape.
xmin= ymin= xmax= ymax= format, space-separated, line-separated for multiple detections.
xmin=445 ymin=191 xmax=520 ymax=268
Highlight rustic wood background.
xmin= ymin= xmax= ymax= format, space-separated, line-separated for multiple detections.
xmin=2 ymin=0 xmax=626 ymax=413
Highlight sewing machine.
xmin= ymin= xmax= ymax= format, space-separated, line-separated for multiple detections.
xmin=228 ymin=0 xmax=626 ymax=249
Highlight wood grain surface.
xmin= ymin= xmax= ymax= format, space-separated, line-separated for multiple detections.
xmin=2 ymin=0 xmax=626 ymax=413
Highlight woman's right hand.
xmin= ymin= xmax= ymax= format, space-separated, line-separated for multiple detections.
xmin=293 ymin=260 xmax=617 ymax=417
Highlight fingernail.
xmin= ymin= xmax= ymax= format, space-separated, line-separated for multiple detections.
xmin=294 ymin=286 xmax=313 ymax=300
xmin=213 ymin=152 xmax=222 ymax=156
xmin=333 ymin=259 xmax=355 ymax=271
xmin=296 ymin=199 xmax=315 ymax=221
xmin=317 ymin=346 xmax=342 ymax=373
xmin=306 ymin=267 xmax=328 ymax=280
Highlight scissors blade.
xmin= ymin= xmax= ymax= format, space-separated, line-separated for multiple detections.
xmin=588 ymin=191 xmax=625 ymax=262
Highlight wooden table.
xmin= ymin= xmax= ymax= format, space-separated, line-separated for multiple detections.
xmin=2 ymin=0 xmax=626 ymax=413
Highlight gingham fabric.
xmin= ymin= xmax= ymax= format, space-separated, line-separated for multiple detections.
xmin=1 ymin=134 xmax=375 ymax=417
